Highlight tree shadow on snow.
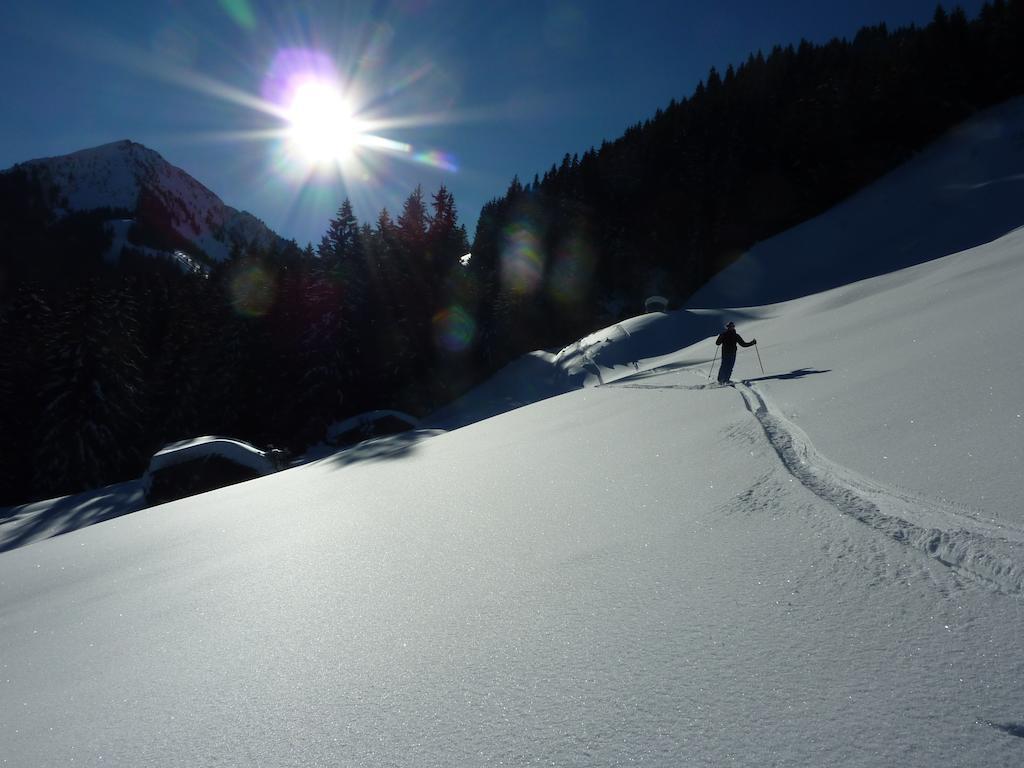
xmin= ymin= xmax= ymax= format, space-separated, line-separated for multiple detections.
xmin=0 ymin=481 xmax=144 ymax=553
xmin=315 ymin=429 xmax=444 ymax=471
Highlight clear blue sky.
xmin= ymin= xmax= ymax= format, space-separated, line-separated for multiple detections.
xmin=0 ymin=0 xmax=986 ymax=248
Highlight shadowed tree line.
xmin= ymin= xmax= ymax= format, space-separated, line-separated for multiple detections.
xmin=467 ymin=1 xmax=1024 ymax=368
xmin=2 ymin=2 xmax=1024 ymax=505
xmin=0 ymin=183 xmax=470 ymax=505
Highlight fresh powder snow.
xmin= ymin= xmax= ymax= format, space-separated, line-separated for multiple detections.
xmin=2 ymin=102 xmax=1024 ymax=766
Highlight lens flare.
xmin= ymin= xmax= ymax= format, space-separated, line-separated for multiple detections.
xmin=359 ymin=22 xmax=395 ymax=71
xmin=260 ymin=45 xmax=459 ymax=185
xmin=548 ymin=232 xmax=595 ymax=305
xmin=359 ymin=134 xmax=412 ymax=153
xmin=50 ymin=9 xmax=484 ymax=243
xmin=412 ymin=149 xmax=458 ymax=172
xmin=229 ymin=259 xmax=277 ymax=317
xmin=262 ymin=48 xmax=337 ymax=107
xmin=433 ymin=304 xmax=476 ymax=353
xmin=150 ymin=24 xmax=199 ymax=69
xmin=218 ymin=0 xmax=257 ymax=30
xmin=500 ymin=220 xmax=545 ymax=295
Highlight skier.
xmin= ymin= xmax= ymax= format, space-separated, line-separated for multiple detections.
xmin=715 ymin=321 xmax=756 ymax=384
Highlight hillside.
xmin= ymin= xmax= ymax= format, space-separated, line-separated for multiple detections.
xmin=462 ymin=3 xmax=1024 ymax=379
xmin=687 ymin=96 xmax=1024 ymax=307
xmin=3 ymin=103 xmax=1024 ymax=764
xmin=3 ymin=231 xmax=1022 ymax=765
xmin=10 ymin=139 xmax=283 ymax=264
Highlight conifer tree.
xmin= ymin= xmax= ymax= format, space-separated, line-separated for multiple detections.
xmin=397 ymin=185 xmax=429 ymax=257
xmin=33 ymin=282 xmax=146 ymax=496
xmin=426 ymin=185 xmax=469 ymax=288
xmin=293 ymin=258 xmax=352 ymax=442
xmin=0 ymin=288 xmax=53 ymax=503
xmin=320 ymin=199 xmax=362 ymax=262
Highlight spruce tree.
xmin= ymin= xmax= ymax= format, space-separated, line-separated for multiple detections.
xmin=0 ymin=288 xmax=53 ymax=504
xmin=33 ymin=282 xmax=146 ymax=497
xmin=397 ymin=186 xmax=428 ymax=257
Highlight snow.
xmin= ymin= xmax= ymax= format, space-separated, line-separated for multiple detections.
xmin=710 ymin=228 xmax=1024 ymax=527
xmin=142 ymin=436 xmax=277 ymax=486
xmin=102 ymin=218 xmax=134 ymax=262
xmin=4 ymin=101 xmax=1024 ymax=765
xmin=15 ymin=140 xmax=281 ymax=263
xmin=687 ymin=97 xmax=1024 ymax=308
xmin=324 ymin=409 xmax=422 ymax=443
xmin=0 ymin=479 xmax=143 ymax=554
xmin=104 ymin=220 xmax=207 ymax=274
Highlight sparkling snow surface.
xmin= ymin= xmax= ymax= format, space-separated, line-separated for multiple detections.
xmin=4 ymin=107 xmax=1024 ymax=765
xmin=2 ymin=372 xmax=1022 ymax=765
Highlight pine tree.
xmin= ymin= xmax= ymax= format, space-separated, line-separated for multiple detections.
xmin=33 ymin=282 xmax=146 ymax=497
xmin=427 ymin=185 xmax=469 ymax=282
xmin=367 ymin=207 xmax=416 ymax=386
xmin=319 ymin=199 xmax=362 ymax=262
xmin=0 ymin=288 xmax=53 ymax=504
xmin=397 ymin=185 xmax=428 ymax=256
xmin=292 ymin=257 xmax=353 ymax=443
xmin=145 ymin=274 xmax=224 ymax=445
xmin=393 ymin=186 xmax=437 ymax=371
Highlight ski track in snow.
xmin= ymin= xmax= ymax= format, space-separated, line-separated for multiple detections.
xmin=734 ymin=381 xmax=1024 ymax=595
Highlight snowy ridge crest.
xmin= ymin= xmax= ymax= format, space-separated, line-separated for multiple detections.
xmin=14 ymin=139 xmax=282 ymax=262
xmin=738 ymin=382 xmax=1024 ymax=594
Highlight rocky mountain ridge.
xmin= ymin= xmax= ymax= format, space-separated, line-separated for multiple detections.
xmin=10 ymin=139 xmax=285 ymax=265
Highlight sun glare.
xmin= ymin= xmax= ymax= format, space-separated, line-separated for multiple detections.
xmin=286 ymin=81 xmax=361 ymax=165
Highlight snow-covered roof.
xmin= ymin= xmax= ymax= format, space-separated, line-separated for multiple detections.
xmin=143 ymin=436 xmax=276 ymax=480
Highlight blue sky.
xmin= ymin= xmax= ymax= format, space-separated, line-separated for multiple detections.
xmin=0 ymin=1 xmax=986 ymax=248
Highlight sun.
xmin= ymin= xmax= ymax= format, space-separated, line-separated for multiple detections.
xmin=285 ymin=80 xmax=362 ymax=165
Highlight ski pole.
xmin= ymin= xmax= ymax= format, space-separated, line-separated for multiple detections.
xmin=755 ymin=343 xmax=765 ymax=375
xmin=707 ymin=346 xmax=719 ymax=381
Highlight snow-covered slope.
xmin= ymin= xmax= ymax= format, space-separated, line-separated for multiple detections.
xmin=688 ymin=96 xmax=1024 ymax=307
xmin=427 ymin=222 xmax=1024 ymax=577
xmin=4 ymin=103 xmax=1024 ymax=765
xmin=4 ymin=248 xmax=1024 ymax=763
xmin=11 ymin=140 xmax=283 ymax=262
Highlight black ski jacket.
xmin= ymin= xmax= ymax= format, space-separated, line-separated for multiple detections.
xmin=715 ymin=328 xmax=754 ymax=355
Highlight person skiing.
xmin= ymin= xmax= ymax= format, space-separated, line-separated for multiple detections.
xmin=715 ymin=321 xmax=756 ymax=383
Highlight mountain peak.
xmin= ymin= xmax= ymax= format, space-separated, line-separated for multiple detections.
xmin=19 ymin=138 xmax=162 ymax=171
xmin=93 ymin=138 xmax=158 ymax=157
xmin=10 ymin=140 xmax=283 ymax=263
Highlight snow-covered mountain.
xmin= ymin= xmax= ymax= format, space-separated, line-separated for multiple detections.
xmin=10 ymin=139 xmax=284 ymax=264
xmin=3 ymin=101 xmax=1024 ymax=765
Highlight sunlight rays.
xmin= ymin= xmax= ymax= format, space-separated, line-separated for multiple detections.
xmin=47 ymin=3 xmax=494 ymax=243
xmin=284 ymin=80 xmax=362 ymax=164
